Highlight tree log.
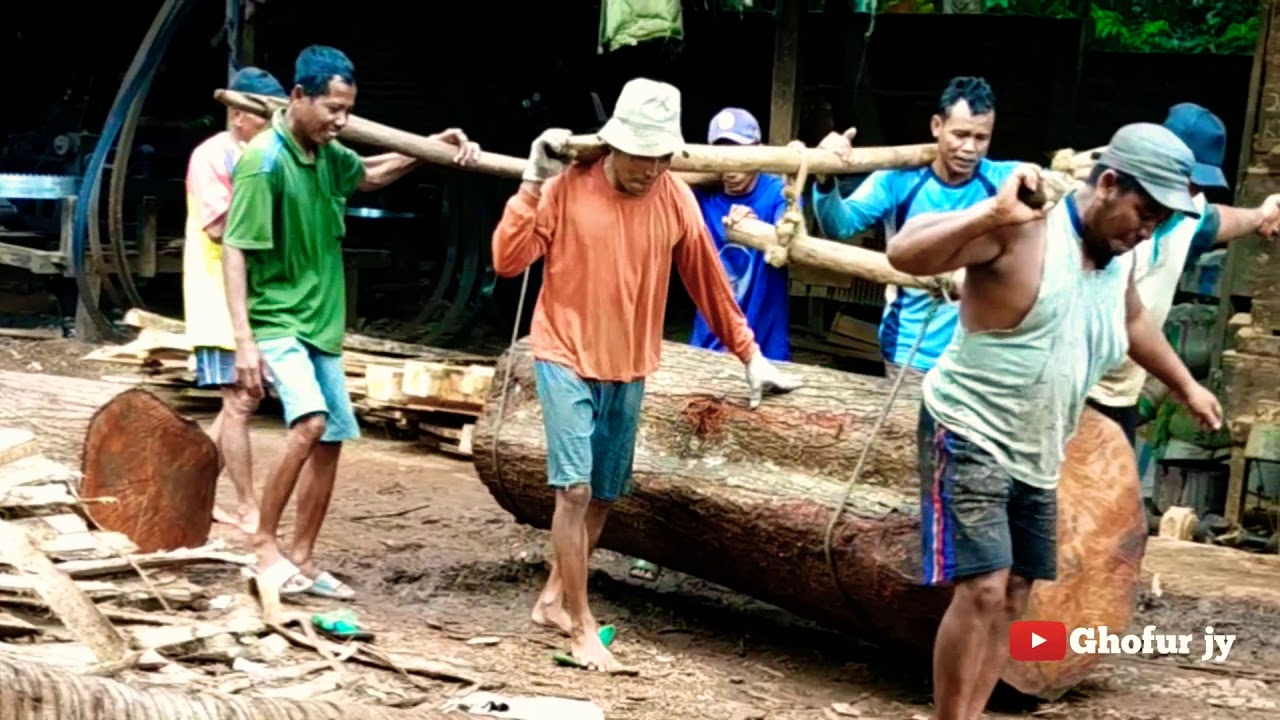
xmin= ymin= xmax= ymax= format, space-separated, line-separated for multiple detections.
xmin=0 ymin=371 xmax=131 ymax=465
xmin=0 ymin=654 xmax=446 ymax=719
xmin=471 ymin=339 xmax=1147 ymax=701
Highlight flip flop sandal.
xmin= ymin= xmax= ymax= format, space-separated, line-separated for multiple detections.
xmin=244 ymin=558 xmax=313 ymax=596
xmin=304 ymin=571 xmax=356 ymax=600
xmin=312 ymin=609 xmax=375 ymax=642
xmin=552 ymin=624 xmax=616 ymax=668
xmin=629 ymin=559 xmax=662 ymax=582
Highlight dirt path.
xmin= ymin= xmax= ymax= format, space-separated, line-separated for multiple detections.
xmin=1 ymin=337 xmax=1276 ymax=718
xmin=186 ymin=419 xmax=1276 ymax=720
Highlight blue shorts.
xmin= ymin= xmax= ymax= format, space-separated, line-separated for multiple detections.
xmin=534 ymin=360 xmax=645 ymax=502
xmin=194 ymin=347 xmax=238 ymax=388
xmin=917 ymin=403 xmax=1057 ymax=585
xmin=258 ymin=337 xmax=359 ymax=444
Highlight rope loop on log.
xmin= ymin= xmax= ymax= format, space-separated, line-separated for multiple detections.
xmin=767 ymin=141 xmax=811 ymax=269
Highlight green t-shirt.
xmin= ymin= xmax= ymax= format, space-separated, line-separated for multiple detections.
xmin=223 ymin=110 xmax=365 ymax=355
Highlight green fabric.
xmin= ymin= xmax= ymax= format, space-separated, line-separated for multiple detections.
xmin=599 ymin=0 xmax=683 ymax=53
xmin=224 ymin=110 xmax=365 ymax=355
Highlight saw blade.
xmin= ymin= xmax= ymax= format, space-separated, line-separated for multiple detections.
xmin=0 ymin=174 xmax=80 ymax=200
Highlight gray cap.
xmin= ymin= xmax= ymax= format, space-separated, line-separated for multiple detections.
xmin=1096 ymin=122 xmax=1200 ymax=218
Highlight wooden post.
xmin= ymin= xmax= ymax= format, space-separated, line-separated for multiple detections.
xmin=769 ymin=0 xmax=804 ymax=145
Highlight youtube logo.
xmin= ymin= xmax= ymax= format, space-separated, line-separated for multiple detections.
xmin=1009 ymin=621 xmax=1067 ymax=662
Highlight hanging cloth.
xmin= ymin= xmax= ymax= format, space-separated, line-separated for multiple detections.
xmin=598 ymin=0 xmax=684 ymax=53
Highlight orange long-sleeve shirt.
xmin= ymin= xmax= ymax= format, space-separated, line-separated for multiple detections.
xmin=492 ymin=160 xmax=757 ymax=382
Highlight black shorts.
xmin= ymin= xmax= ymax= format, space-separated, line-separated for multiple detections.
xmin=1085 ymin=398 xmax=1139 ymax=447
xmin=917 ymin=403 xmax=1057 ymax=585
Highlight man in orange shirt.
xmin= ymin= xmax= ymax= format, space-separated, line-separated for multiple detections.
xmin=492 ymin=77 xmax=801 ymax=672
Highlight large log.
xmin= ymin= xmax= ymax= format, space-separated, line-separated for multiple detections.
xmin=471 ymin=338 xmax=1147 ymax=701
xmin=0 ymin=371 xmax=131 ymax=465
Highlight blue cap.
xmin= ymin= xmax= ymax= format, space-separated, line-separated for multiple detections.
xmin=229 ymin=66 xmax=288 ymax=98
xmin=1097 ymin=122 xmax=1200 ymax=218
xmin=1163 ymin=103 xmax=1228 ymax=190
xmin=708 ymin=107 xmax=761 ymax=145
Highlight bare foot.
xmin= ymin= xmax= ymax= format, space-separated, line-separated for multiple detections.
xmin=531 ymin=596 xmax=574 ymax=635
xmin=570 ymin=628 xmax=620 ymax=672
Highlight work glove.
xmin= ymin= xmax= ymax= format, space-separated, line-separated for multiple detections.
xmin=523 ymin=128 xmax=572 ymax=184
xmin=744 ymin=345 xmax=803 ymax=410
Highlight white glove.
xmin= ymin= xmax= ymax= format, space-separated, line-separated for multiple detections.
xmin=744 ymin=345 xmax=803 ymax=409
xmin=523 ymin=128 xmax=572 ymax=184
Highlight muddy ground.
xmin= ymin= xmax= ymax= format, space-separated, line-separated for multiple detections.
xmin=2 ymin=335 xmax=1279 ymax=719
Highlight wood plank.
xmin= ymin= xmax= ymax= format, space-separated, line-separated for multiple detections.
xmin=768 ymin=0 xmax=804 ymax=145
xmin=0 ymin=429 xmax=38 ymax=468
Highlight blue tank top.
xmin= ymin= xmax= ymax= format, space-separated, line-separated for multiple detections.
xmin=921 ymin=193 xmax=1130 ymax=490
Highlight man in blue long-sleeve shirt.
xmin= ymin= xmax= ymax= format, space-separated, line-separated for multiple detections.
xmin=811 ymin=76 xmax=1022 ymax=373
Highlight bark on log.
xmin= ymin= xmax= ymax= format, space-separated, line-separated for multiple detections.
xmin=561 ymin=134 xmax=938 ymax=176
xmin=0 ymin=654 xmax=445 ymax=719
xmin=471 ymin=339 xmax=1147 ymax=701
xmin=0 ymin=371 xmax=131 ymax=465
xmin=80 ymin=389 xmax=220 ymax=553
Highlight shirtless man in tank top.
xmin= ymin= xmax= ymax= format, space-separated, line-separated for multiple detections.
xmin=884 ymin=122 xmax=1223 ymax=720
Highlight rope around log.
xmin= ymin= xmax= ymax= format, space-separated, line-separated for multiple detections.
xmin=766 ymin=142 xmax=811 ymax=269
xmin=488 ymin=266 xmax=534 ymax=520
xmin=821 ymin=300 xmax=940 ymax=608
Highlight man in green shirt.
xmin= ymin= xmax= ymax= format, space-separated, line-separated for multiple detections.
xmin=223 ymin=45 xmax=480 ymax=598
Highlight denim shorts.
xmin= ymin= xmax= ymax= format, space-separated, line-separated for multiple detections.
xmin=258 ymin=336 xmax=359 ymax=444
xmin=917 ymin=403 xmax=1057 ymax=585
xmin=533 ymin=360 xmax=645 ymax=502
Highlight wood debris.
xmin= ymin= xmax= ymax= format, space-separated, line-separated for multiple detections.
xmin=83 ymin=309 xmax=497 ymax=458
xmin=0 ymin=424 xmax=486 ymax=704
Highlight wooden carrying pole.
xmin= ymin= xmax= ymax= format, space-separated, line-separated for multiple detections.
xmin=559 ymin=134 xmax=938 ymax=176
xmin=214 ymin=89 xmax=722 ymax=186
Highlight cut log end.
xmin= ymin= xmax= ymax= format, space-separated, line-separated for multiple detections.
xmin=471 ymin=338 xmax=1146 ymax=700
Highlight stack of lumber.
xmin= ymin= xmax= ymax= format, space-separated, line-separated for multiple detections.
xmin=83 ymin=310 xmax=497 ymax=458
xmin=0 ymin=425 xmax=486 ymax=713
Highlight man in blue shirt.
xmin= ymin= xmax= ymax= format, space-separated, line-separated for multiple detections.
xmin=688 ymin=107 xmax=793 ymax=362
xmin=812 ymin=76 xmax=1022 ymax=373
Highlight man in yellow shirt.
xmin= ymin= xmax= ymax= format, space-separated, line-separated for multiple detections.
xmin=182 ymin=67 xmax=287 ymax=534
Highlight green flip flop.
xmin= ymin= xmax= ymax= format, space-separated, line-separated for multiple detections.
xmin=311 ymin=608 xmax=375 ymax=642
xmin=552 ymin=624 xmax=616 ymax=668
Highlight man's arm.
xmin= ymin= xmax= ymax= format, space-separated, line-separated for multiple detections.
xmin=674 ymin=190 xmax=757 ymax=362
xmin=884 ymin=199 xmax=1008 ymax=276
xmin=187 ymin=142 xmax=234 ymax=243
xmin=491 ymin=179 xmax=560 ymax=278
xmin=221 ymin=166 xmax=276 ymax=397
xmin=810 ymin=170 xmax=894 ymax=240
xmin=358 ymin=152 xmax=418 ymax=192
xmin=1123 ymin=265 xmax=1197 ymax=397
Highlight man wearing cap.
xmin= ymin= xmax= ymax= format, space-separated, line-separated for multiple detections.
xmin=1087 ymin=102 xmax=1280 ymax=449
xmin=223 ymin=46 xmax=481 ymax=599
xmin=688 ymin=107 xmax=793 ymax=362
xmin=492 ymin=77 xmax=801 ymax=672
xmin=812 ymin=76 xmax=1023 ymax=376
xmin=182 ymin=66 xmax=288 ymax=536
xmin=882 ymin=123 xmax=1223 ymax=720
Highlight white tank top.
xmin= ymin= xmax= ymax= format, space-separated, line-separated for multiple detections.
xmin=922 ymin=194 xmax=1131 ymax=490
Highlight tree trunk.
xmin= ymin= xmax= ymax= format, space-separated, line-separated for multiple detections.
xmin=471 ymin=339 xmax=1147 ymax=701
xmin=0 ymin=654 xmax=445 ymax=719
xmin=0 ymin=371 xmax=132 ymax=465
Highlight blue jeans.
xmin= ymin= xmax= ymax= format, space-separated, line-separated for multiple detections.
xmin=258 ymin=337 xmax=359 ymax=444
xmin=917 ymin=403 xmax=1057 ymax=585
xmin=534 ymin=360 xmax=645 ymax=502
